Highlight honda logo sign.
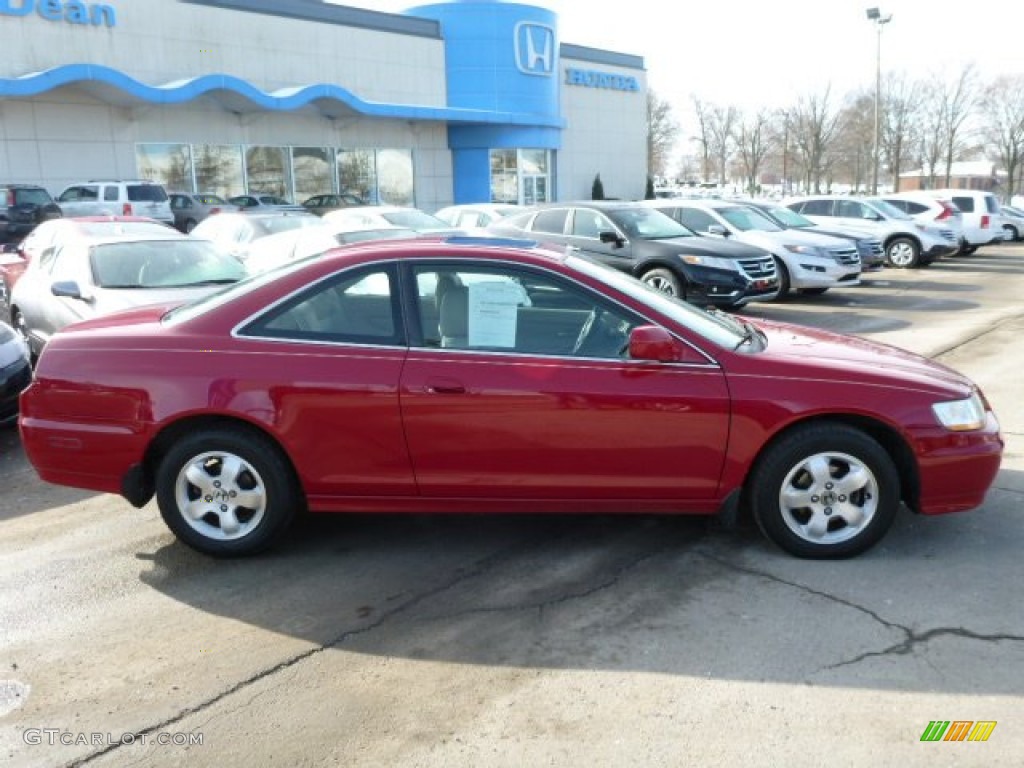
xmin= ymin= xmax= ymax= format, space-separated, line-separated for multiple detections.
xmin=514 ymin=21 xmax=555 ymax=77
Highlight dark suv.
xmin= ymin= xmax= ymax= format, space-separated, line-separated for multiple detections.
xmin=487 ymin=201 xmax=779 ymax=308
xmin=1 ymin=184 xmax=62 ymax=243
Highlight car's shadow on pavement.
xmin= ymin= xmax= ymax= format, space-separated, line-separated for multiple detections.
xmin=136 ymin=465 xmax=1024 ymax=696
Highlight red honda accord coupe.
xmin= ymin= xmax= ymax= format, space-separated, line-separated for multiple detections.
xmin=19 ymin=237 xmax=1003 ymax=559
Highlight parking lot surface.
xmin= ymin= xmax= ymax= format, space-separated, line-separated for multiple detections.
xmin=2 ymin=244 xmax=1023 ymax=767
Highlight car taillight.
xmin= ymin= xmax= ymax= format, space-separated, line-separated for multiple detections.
xmin=981 ymin=215 xmax=990 ymax=229
xmin=209 ymin=207 xmax=221 ymax=215
xmin=5 ymin=189 xmax=14 ymax=206
xmin=122 ymin=203 xmax=133 ymax=215
xmin=936 ymin=202 xmax=955 ymax=221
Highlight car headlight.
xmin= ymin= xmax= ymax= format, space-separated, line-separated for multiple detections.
xmin=932 ymin=392 xmax=986 ymax=431
xmin=678 ymin=254 xmax=739 ymax=270
xmin=783 ymin=244 xmax=827 ymax=258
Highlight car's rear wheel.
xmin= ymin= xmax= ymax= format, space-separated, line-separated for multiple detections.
xmin=962 ymin=244 xmax=978 ymax=255
xmin=799 ymin=287 xmax=829 ymax=296
xmin=747 ymin=422 xmax=900 ymax=559
xmin=1004 ymin=224 xmax=1019 ymax=241
xmin=640 ymin=267 xmax=684 ymax=299
xmin=885 ymin=237 xmax=919 ymax=268
xmin=155 ymin=426 xmax=300 ymax=557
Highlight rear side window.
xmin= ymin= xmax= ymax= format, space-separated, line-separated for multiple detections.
xmin=799 ymin=199 xmax=833 ymax=216
xmin=984 ymin=195 xmax=1000 ymax=214
xmin=532 ymin=209 xmax=569 ymax=234
xmin=13 ymin=187 xmax=54 ymax=206
xmin=127 ymin=184 xmax=168 ymax=202
xmin=952 ymin=196 xmax=975 ymax=213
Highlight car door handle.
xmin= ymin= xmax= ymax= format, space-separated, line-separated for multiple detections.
xmin=425 ymin=378 xmax=466 ymax=395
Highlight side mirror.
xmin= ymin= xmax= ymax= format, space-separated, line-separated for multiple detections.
xmin=51 ymin=280 xmax=93 ymax=302
xmin=599 ymin=230 xmax=624 ymax=247
xmin=628 ymin=325 xmax=704 ymax=363
xmin=708 ymin=225 xmax=729 ymax=236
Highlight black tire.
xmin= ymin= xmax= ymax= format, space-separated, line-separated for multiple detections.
xmin=773 ymin=258 xmax=791 ymax=299
xmin=962 ymin=245 xmax=978 ymax=255
xmin=799 ymin=287 xmax=829 ymax=296
xmin=155 ymin=425 xmax=301 ymax=557
xmin=1004 ymin=224 xmax=1019 ymax=242
xmin=640 ymin=267 xmax=684 ymax=299
xmin=184 ymin=218 xmax=198 ymax=233
xmin=747 ymin=422 xmax=900 ymax=559
xmin=885 ymin=237 xmax=919 ymax=268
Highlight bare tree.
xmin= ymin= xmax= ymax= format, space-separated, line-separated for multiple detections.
xmin=706 ymin=104 xmax=739 ymax=187
xmin=736 ymin=109 xmax=774 ymax=195
xmin=938 ymin=64 xmax=979 ymax=186
xmin=979 ymin=74 xmax=1024 ymax=201
xmin=916 ymin=80 xmax=945 ymax=188
xmin=788 ymin=87 xmax=840 ymax=193
xmin=832 ymin=89 xmax=874 ymax=193
xmin=690 ymin=95 xmax=713 ymax=183
xmin=646 ymin=89 xmax=679 ymax=178
xmin=880 ymin=73 xmax=923 ymax=191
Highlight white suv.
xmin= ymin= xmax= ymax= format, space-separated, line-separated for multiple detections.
xmin=785 ymin=195 xmax=958 ymax=268
xmin=56 ymin=180 xmax=174 ymax=225
xmin=881 ymin=192 xmax=965 ymax=252
xmin=927 ymin=189 xmax=1005 ymax=253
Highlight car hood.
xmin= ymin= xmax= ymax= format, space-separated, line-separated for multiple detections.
xmin=748 ymin=318 xmax=974 ymax=397
xmin=736 ymin=228 xmax=849 ymax=250
xmin=643 ymin=236 xmax=770 ymax=259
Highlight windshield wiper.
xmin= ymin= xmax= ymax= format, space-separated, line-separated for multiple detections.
xmin=173 ymin=278 xmax=241 ymax=287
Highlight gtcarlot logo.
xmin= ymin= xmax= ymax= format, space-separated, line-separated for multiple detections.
xmin=23 ymin=728 xmax=204 ymax=747
xmin=514 ymin=21 xmax=555 ymax=76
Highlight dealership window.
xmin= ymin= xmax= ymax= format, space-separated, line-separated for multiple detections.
xmin=194 ymin=145 xmax=245 ymax=199
xmin=246 ymin=147 xmax=290 ymax=199
xmin=376 ymin=149 xmax=414 ymax=206
xmin=489 ymin=149 xmax=552 ymax=205
xmin=136 ymin=144 xmax=193 ymax=192
xmin=337 ymin=149 xmax=377 ymax=204
xmin=292 ymin=147 xmax=334 ymax=202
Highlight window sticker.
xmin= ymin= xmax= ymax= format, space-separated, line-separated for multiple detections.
xmin=467 ymin=281 xmax=522 ymax=348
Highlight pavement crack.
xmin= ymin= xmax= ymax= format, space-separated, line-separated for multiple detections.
xmin=698 ymin=551 xmax=1024 ymax=672
xmin=827 ymin=627 xmax=1024 ymax=671
xmin=932 ymin=311 xmax=1024 ymax=359
xmin=425 ymin=540 xmax=678 ymax=622
xmin=66 ymin=532 xmax=550 ymax=767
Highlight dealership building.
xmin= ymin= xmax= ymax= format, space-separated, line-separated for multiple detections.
xmin=0 ymin=0 xmax=648 ymax=211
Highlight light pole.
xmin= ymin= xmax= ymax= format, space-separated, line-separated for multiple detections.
xmin=866 ymin=7 xmax=892 ymax=195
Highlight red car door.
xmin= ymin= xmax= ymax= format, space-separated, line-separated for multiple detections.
xmin=398 ymin=263 xmax=731 ymax=502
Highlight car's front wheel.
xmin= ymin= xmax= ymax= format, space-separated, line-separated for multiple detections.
xmin=640 ymin=267 xmax=684 ymax=299
xmin=747 ymin=422 xmax=900 ymax=559
xmin=885 ymin=237 xmax=920 ymax=268
xmin=155 ymin=426 xmax=301 ymax=557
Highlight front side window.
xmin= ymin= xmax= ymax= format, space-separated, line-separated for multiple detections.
xmin=799 ymin=199 xmax=833 ymax=216
xmin=242 ymin=266 xmax=401 ymax=345
xmin=414 ymin=263 xmax=640 ymax=359
xmin=673 ymin=208 xmax=718 ymax=233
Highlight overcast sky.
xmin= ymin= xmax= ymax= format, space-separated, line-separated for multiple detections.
xmin=336 ymin=0 xmax=1024 ymax=126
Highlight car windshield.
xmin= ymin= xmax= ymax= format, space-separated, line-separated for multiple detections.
xmin=608 ymin=207 xmax=694 ymax=239
xmin=865 ymin=198 xmax=912 ymax=220
xmin=381 ymin=210 xmax=450 ymax=230
xmin=163 ymin=257 xmax=314 ymax=325
xmin=760 ymin=205 xmax=814 ymax=228
xmin=718 ymin=206 xmax=782 ymax=232
xmin=250 ymin=215 xmax=322 ymax=236
xmin=568 ymin=254 xmax=743 ymax=349
xmin=92 ymin=239 xmax=246 ymax=289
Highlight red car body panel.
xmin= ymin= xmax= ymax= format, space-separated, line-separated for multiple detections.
xmin=18 ymin=239 xmax=1003 ymax=522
